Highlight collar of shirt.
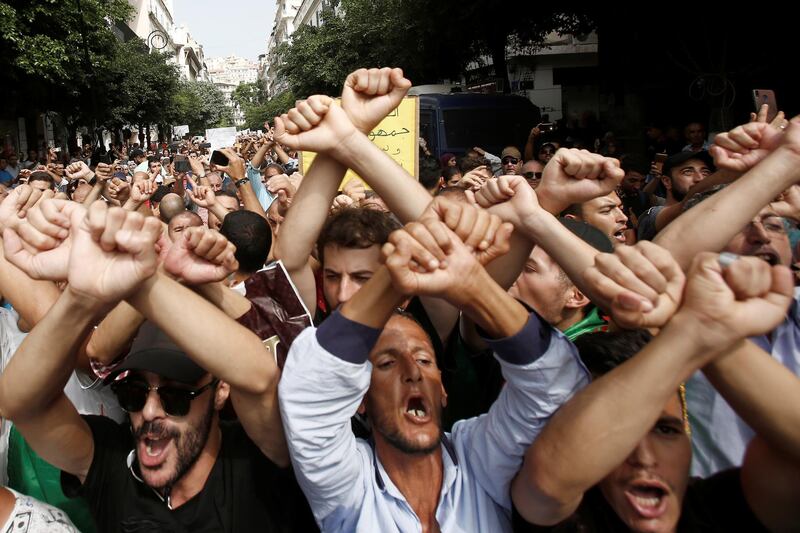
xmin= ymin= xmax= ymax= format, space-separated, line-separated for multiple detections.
xmin=370 ymin=435 xmax=460 ymax=501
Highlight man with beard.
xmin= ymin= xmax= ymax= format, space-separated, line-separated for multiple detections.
xmin=651 ymin=113 xmax=800 ymax=477
xmin=279 ymin=202 xmax=589 ymax=532
xmin=636 ymin=151 xmax=714 ymax=241
xmin=563 ymin=191 xmax=630 ymax=246
xmin=513 ymin=251 xmax=800 ymax=532
xmin=0 ymin=201 xmax=316 ymax=532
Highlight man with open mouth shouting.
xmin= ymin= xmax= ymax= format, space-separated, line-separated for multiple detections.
xmin=512 ymin=246 xmax=800 ymax=532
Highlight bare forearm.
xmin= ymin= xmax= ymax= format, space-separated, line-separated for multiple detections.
xmin=522 ymin=210 xmax=600 ymax=304
xmin=520 ymin=316 xmax=708 ymax=508
xmin=460 ymin=268 xmax=528 ymax=338
xmin=655 ymin=151 xmax=799 ymax=270
xmin=251 ymin=143 xmax=270 ymax=168
xmin=193 ymin=282 xmax=252 ymax=319
xmin=336 ymin=133 xmax=432 ymax=223
xmin=0 ymin=243 xmax=61 ymax=328
xmin=340 ymin=266 xmax=403 ymax=329
xmin=703 ymin=339 xmax=800 ymax=461
xmin=273 ymin=154 xmax=345 ymax=271
xmin=83 ymin=182 xmax=105 ymax=205
xmin=273 ymin=144 xmax=290 ymax=164
xmin=238 ymin=182 xmax=268 ymax=220
xmin=85 ymin=301 xmax=145 ymax=365
xmin=128 ymin=272 xmax=277 ymax=395
xmin=0 ymin=288 xmax=104 ymax=419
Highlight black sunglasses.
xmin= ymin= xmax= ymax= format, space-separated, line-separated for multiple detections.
xmin=522 ymin=171 xmax=543 ymax=180
xmin=111 ymin=378 xmax=219 ymax=417
xmin=502 ymin=157 xmax=520 ymax=165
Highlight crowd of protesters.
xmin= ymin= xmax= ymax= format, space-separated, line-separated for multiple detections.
xmin=0 ymin=67 xmax=798 ymax=532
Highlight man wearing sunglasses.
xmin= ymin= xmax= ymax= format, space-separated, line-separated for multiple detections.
xmin=520 ymin=160 xmax=545 ymax=188
xmin=0 ymin=201 xmax=316 ymax=532
xmin=500 ymin=146 xmax=523 ymax=176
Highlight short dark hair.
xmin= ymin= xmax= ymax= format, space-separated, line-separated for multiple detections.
xmin=436 ymin=186 xmax=468 ymax=203
xmin=317 ymin=208 xmax=400 ymax=265
xmin=28 ymin=171 xmax=54 ymax=186
xmin=561 ymin=203 xmax=583 ymax=218
xmin=419 ymin=156 xmax=442 ymax=190
xmin=264 ymin=162 xmax=285 ymax=175
xmin=458 ymin=155 xmax=490 ymax=174
xmin=573 ymin=329 xmax=652 ymax=378
xmin=220 ymin=210 xmax=271 ymax=273
xmin=147 ymin=156 xmax=160 ymax=166
xmin=442 ymin=167 xmax=461 ymax=183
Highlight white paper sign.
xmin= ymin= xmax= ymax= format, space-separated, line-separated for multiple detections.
xmin=205 ymin=126 xmax=237 ymax=152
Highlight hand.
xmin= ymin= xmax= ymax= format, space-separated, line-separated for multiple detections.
xmin=95 ymin=162 xmax=114 ymax=181
xmin=341 ymin=67 xmax=412 ymax=134
xmin=332 ymin=194 xmax=355 ymax=210
xmin=163 ymin=226 xmax=239 ymax=285
xmin=17 ymin=169 xmax=32 ymax=182
xmin=67 ymin=202 xmax=162 ymax=303
xmin=214 ymin=148 xmax=246 ymax=180
xmin=341 ymin=177 xmax=366 ymax=202
xmin=383 ymin=221 xmax=511 ymax=307
xmin=421 ymin=195 xmax=511 ymax=261
xmin=456 ymin=170 xmax=488 ymax=192
xmin=474 ymin=174 xmax=540 ymax=229
xmin=529 ymin=126 xmax=542 ymax=139
xmin=750 ymin=103 xmax=788 ymax=128
xmin=710 ymin=119 xmax=785 ymax=173
xmin=130 ymin=179 xmax=156 ymax=204
xmin=188 ymin=154 xmax=206 ymax=177
xmin=266 ymin=174 xmax=295 ymax=216
xmin=676 ymin=253 xmax=793 ymax=346
xmin=536 ymin=148 xmax=624 ymax=214
xmin=65 ymin=161 xmax=94 ymax=181
xmin=273 ymin=95 xmax=358 ymax=154
xmin=187 ymin=178 xmax=217 ymax=209
xmin=106 ymin=178 xmax=131 ymax=206
xmin=769 ymin=185 xmax=800 ymax=222
xmin=0 ymin=185 xmax=47 ymax=232
xmin=3 ymin=199 xmax=83 ymax=281
xmin=583 ymin=241 xmax=686 ymax=329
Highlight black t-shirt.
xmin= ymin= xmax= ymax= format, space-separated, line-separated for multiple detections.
xmin=62 ymin=415 xmax=318 ymax=533
xmin=513 ymin=468 xmax=767 ymax=533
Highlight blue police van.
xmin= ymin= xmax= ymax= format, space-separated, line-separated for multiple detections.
xmin=415 ymin=91 xmax=541 ymax=159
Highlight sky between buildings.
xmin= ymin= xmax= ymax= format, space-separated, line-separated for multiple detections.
xmin=173 ymin=0 xmax=277 ymax=62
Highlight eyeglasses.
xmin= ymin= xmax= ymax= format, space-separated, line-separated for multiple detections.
xmin=502 ymin=157 xmax=520 ymax=165
xmin=745 ymin=216 xmax=790 ymax=236
xmin=111 ymin=378 xmax=219 ymax=417
xmin=522 ymin=171 xmax=543 ymax=180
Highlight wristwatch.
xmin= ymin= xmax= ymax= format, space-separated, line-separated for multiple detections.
xmin=234 ymin=177 xmax=249 ymax=188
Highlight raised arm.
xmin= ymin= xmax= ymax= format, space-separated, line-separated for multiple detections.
xmin=512 ymin=252 xmax=793 ymax=526
xmin=654 ymin=116 xmax=796 ymax=270
xmin=0 ymin=201 xmax=162 ymax=482
xmin=128 ymin=255 xmax=288 ymax=464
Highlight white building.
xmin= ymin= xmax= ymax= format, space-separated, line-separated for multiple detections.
xmin=207 ymin=56 xmax=260 ymax=127
xmin=125 ymin=0 xmax=209 ymax=82
xmin=263 ymin=0 xmax=303 ymax=96
xmin=207 ymin=56 xmax=260 ymax=86
xmin=295 ymin=0 xmax=330 ymax=28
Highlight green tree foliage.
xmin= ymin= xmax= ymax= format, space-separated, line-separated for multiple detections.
xmin=242 ymin=91 xmax=296 ymax=131
xmin=275 ymin=0 xmax=596 ymax=97
xmin=172 ymin=81 xmax=233 ymax=134
xmin=0 ymin=0 xmax=134 ymax=120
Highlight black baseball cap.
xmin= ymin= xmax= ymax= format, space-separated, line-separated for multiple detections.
xmin=559 ymin=217 xmax=614 ymax=254
xmin=662 ymin=150 xmax=714 ymax=178
xmin=106 ymin=321 xmax=207 ymax=384
xmin=130 ymin=148 xmax=145 ymax=158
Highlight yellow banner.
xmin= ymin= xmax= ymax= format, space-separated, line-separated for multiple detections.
xmin=300 ymin=96 xmax=419 ymax=189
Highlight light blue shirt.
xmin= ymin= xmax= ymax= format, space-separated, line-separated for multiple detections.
xmin=279 ymin=311 xmax=589 ymax=532
xmin=246 ymin=163 xmax=276 ymax=212
xmin=688 ymin=287 xmax=800 ymax=476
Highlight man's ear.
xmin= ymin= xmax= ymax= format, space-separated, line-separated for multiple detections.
xmin=440 ymin=372 xmax=448 ymax=408
xmin=563 ymin=213 xmax=578 ymax=221
xmin=357 ymin=398 xmax=367 ymax=416
xmin=214 ymin=380 xmax=231 ymax=410
xmin=563 ymin=285 xmax=590 ymax=310
xmin=660 ymin=174 xmax=672 ymax=192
